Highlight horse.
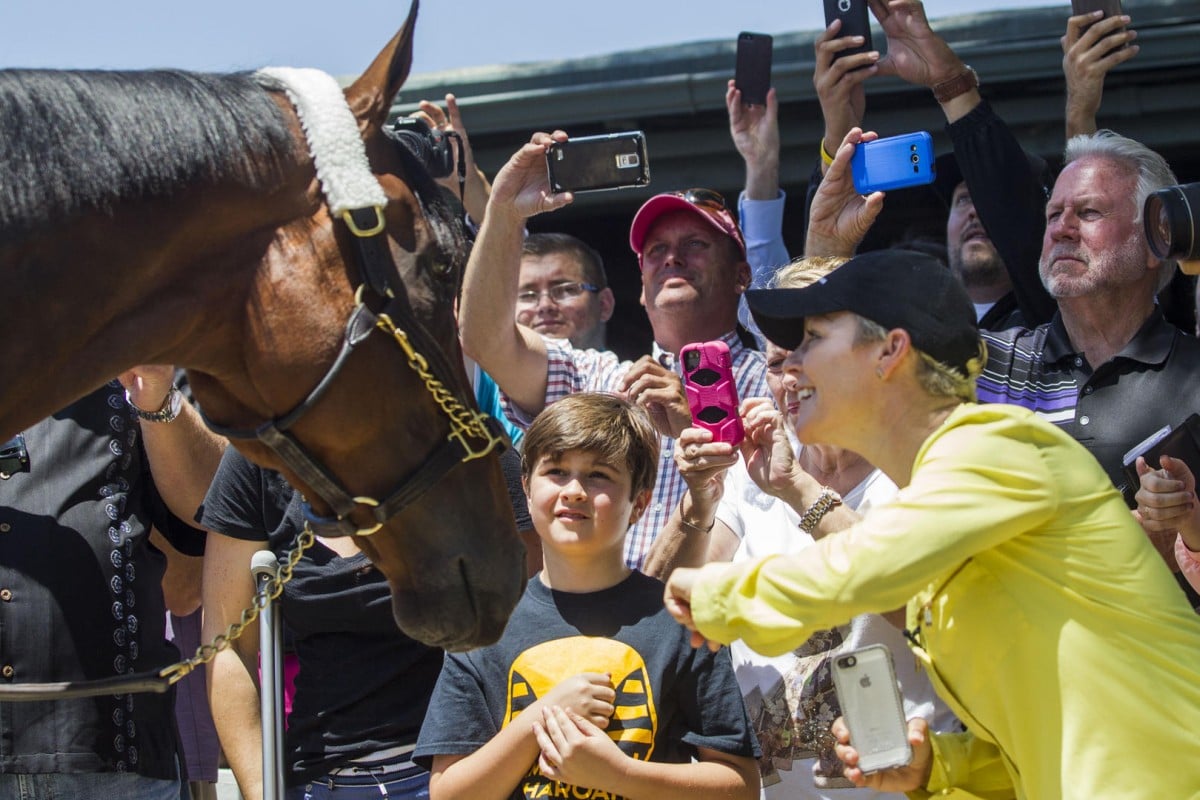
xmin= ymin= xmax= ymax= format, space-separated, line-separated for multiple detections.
xmin=0 ymin=0 xmax=524 ymax=652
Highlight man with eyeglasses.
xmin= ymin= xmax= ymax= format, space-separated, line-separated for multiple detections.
xmin=459 ymin=133 xmax=770 ymax=572
xmin=515 ymin=233 xmax=615 ymax=351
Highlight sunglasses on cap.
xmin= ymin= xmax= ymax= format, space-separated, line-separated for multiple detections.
xmin=673 ymin=188 xmax=729 ymax=213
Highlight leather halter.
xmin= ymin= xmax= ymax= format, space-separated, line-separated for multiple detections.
xmin=202 ymin=203 xmax=506 ymax=537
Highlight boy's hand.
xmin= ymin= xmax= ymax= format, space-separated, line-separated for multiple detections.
xmin=541 ymin=673 xmax=616 ymax=729
xmin=533 ymin=706 xmax=625 ymax=787
xmin=831 ymin=715 xmax=933 ymax=791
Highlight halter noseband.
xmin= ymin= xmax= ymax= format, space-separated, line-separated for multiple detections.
xmin=200 ymin=68 xmax=506 ymax=537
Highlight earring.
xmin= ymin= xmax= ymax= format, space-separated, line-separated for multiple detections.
xmin=875 ymin=367 xmax=884 ymax=379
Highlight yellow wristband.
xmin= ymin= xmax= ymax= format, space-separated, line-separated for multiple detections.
xmin=820 ymin=139 xmax=836 ymax=167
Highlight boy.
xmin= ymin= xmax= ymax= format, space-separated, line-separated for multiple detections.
xmin=414 ymin=393 xmax=759 ymax=800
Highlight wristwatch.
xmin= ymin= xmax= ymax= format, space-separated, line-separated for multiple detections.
xmin=798 ymin=486 xmax=843 ymax=535
xmin=932 ymin=66 xmax=979 ymax=104
xmin=126 ymin=386 xmax=183 ymax=423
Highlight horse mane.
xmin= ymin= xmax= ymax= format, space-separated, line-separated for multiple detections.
xmin=0 ymin=68 xmax=296 ymax=239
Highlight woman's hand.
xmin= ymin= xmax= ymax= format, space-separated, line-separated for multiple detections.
xmin=831 ymin=715 xmax=934 ymax=792
xmin=674 ymin=426 xmax=738 ymax=497
xmin=663 ymin=568 xmax=722 ymax=652
xmin=739 ymin=398 xmax=802 ymax=498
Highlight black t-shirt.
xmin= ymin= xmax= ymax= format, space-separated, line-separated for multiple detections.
xmin=198 ymin=447 xmax=443 ymax=786
xmin=415 ymin=571 xmax=758 ymax=799
xmin=0 ymin=383 xmax=181 ymax=778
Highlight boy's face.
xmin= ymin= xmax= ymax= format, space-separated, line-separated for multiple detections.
xmin=523 ymin=448 xmax=650 ymax=561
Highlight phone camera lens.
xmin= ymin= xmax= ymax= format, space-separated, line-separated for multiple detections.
xmin=911 ymin=154 xmax=920 ymax=163
xmin=684 ymin=351 xmax=701 ymax=372
xmin=837 ymin=655 xmax=857 ymax=668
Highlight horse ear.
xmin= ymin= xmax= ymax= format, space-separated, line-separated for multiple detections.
xmin=344 ymin=0 xmax=418 ymax=132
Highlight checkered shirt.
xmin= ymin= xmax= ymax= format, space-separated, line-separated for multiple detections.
xmin=502 ymin=330 xmax=769 ymax=570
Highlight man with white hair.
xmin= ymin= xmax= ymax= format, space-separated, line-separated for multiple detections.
xmin=975 ymin=131 xmax=1200 ymax=570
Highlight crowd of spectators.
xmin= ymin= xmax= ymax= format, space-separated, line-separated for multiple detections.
xmin=4 ymin=2 xmax=1199 ymax=799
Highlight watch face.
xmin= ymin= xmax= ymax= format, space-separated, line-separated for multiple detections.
xmin=167 ymin=388 xmax=183 ymax=417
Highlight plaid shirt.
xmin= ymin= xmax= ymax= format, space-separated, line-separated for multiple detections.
xmin=502 ymin=330 xmax=769 ymax=570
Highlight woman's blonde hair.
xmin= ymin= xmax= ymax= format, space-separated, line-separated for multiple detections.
xmin=853 ymin=317 xmax=985 ymax=402
xmin=770 ymin=256 xmax=849 ymax=290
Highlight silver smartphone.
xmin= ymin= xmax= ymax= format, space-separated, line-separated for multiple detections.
xmin=831 ymin=644 xmax=913 ymax=773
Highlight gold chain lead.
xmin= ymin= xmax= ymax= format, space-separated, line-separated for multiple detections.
xmin=158 ymin=523 xmax=316 ymax=685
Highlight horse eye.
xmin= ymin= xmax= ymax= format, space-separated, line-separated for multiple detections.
xmin=431 ymin=261 xmax=454 ymax=279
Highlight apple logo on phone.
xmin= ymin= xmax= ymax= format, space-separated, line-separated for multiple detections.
xmin=859 ymin=675 xmax=872 ymax=688
xmin=838 ymin=0 xmax=852 ymax=11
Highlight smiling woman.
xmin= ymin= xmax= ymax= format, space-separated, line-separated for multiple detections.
xmin=663 ymin=248 xmax=1200 ymax=799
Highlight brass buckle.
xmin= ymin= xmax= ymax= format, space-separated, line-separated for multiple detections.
xmin=342 ymin=206 xmax=386 ymax=238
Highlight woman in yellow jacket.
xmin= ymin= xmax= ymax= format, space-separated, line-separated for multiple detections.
xmin=664 ymin=249 xmax=1200 ymax=800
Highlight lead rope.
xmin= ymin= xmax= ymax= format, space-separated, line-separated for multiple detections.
xmin=159 ymin=524 xmax=316 ymax=687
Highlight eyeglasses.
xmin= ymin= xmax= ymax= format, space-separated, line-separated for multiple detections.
xmin=674 ymin=188 xmax=728 ymax=213
xmin=515 ymin=281 xmax=600 ymax=306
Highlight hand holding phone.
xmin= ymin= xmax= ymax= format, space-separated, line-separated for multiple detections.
xmin=734 ymin=32 xmax=773 ymax=106
xmin=1071 ymin=0 xmax=1127 ymax=42
xmin=824 ymin=0 xmax=874 ymax=61
xmin=850 ymin=131 xmax=936 ymax=194
xmin=681 ymin=341 xmax=744 ymax=447
xmin=546 ymin=132 xmax=650 ymax=194
xmin=1120 ymin=413 xmax=1200 ymax=505
xmin=831 ymin=645 xmax=912 ymax=774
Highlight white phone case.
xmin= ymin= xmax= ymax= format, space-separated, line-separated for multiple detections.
xmin=830 ymin=644 xmax=913 ymax=773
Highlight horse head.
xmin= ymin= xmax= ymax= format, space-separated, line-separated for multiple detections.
xmin=188 ymin=1 xmax=526 ymax=650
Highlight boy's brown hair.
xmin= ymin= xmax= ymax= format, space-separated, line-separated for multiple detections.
xmin=520 ymin=393 xmax=659 ymax=499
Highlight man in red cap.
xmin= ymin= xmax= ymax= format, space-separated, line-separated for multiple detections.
xmin=459 ymin=132 xmax=769 ymax=571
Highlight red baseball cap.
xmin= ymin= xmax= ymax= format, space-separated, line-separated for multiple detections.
xmin=629 ymin=189 xmax=747 ymax=266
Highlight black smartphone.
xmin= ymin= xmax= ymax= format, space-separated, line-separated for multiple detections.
xmin=734 ymin=32 xmax=773 ymax=107
xmin=546 ymin=131 xmax=650 ymax=194
xmin=824 ymin=0 xmax=874 ymax=61
xmin=1120 ymin=413 xmax=1200 ymax=504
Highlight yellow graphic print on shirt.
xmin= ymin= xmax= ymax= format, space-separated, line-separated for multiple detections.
xmin=504 ymin=636 xmax=656 ymax=800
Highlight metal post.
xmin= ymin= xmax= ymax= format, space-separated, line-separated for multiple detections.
xmin=251 ymin=550 xmax=285 ymax=800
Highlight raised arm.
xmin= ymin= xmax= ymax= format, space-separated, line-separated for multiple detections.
xmin=412 ymin=93 xmax=493 ymax=224
xmin=814 ymin=17 xmax=878 ymax=174
xmin=873 ymin=0 xmax=1056 ymax=325
xmin=805 ymin=129 xmax=885 ymax=258
xmin=121 ymin=365 xmax=226 ymax=523
xmin=1062 ymin=11 xmax=1139 ymax=139
xmin=458 ymin=133 xmax=573 ymax=416
xmin=727 ymin=79 xmax=789 ymax=337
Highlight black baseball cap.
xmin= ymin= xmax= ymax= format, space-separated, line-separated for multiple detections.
xmin=746 ymin=249 xmax=980 ymax=375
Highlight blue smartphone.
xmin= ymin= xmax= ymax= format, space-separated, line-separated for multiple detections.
xmin=850 ymin=132 xmax=936 ymax=194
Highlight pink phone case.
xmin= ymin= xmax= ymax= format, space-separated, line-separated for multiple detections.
xmin=681 ymin=341 xmax=744 ymax=446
